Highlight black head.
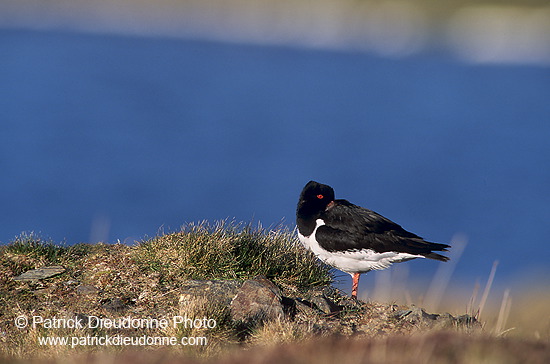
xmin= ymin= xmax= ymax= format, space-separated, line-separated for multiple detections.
xmin=297 ymin=181 xmax=335 ymax=218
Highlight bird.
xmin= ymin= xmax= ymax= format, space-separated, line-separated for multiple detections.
xmin=296 ymin=180 xmax=450 ymax=299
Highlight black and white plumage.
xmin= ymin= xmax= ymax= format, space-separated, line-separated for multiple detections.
xmin=296 ymin=180 xmax=450 ymax=299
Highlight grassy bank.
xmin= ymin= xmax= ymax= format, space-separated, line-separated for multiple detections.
xmin=1 ymin=221 xmax=549 ymax=363
xmin=0 ymin=221 xmax=334 ymax=359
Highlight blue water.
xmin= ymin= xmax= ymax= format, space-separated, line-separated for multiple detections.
xmin=1 ymin=29 xmax=549 ymax=292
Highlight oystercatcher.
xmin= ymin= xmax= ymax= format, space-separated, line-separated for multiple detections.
xmin=296 ymin=181 xmax=450 ymax=299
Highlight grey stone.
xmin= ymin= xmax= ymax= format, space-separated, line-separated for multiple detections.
xmin=393 ymin=305 xmax=479 ymax=329
xmin=230 ymin=276 xmax=284 ymax=325
xmin=311 ymin=296 xmax=340 ymax=314
xmin=13 ymin=266 xmax=66 ymax=281
xmin=393 ymin=309 xmax=413 ymax=319
xmin=76 ymin=284 xmax=99 ymax=295
xmin=179 ymin=280 xmax=243 ymax=306
xmin=394 ymin=306 xmax=434 ymax=321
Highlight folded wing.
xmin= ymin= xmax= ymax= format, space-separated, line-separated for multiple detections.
xmin=316 ymin=200 xmax=450 ymax=261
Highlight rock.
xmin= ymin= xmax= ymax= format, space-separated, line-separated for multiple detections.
xmin=310 ymin=296 xmax=340 ymax=314
xmin=101 ymin=297 xmax=130 ymax=312
xmin=179 ymin=280 xmax=243 ymax=306
xmin=393 ymin=306 xmax=441 ymax=328
xmin=230 ymin=276 xmax=284 ymax=325
xmin=393 ymin=309 xmax=413 ymax=319
xmin=76 ymin=285 xmax=99 ymax=295
xmin=293 ymin=298 xmax=319 ymax=319
xmin=393 ymin=306 xmax=480 ymax=329
xmin=433 ymin=313 xmax=459 ymax=329
xmin=411 ymin=306 xmax=440 ymax=321
xmin=13 ymin=266 xmax=66 ymax=281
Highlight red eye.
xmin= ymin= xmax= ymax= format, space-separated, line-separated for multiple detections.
xmin=317 ymin=194 xmax=324 ymax=199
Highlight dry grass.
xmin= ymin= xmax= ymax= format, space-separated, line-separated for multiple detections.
xmin=219 ymin=332 xmax=550 ymax=364
xmin=2 ymin=332 xmax=549 ymax=364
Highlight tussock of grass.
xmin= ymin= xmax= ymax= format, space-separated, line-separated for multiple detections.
xmin=133 ymin=220 xmax=332 ymax=288
xmin=0 ymin=233 xmax=94 ymax=286
xmin=4 ymin=233 xmax=61 ymax=260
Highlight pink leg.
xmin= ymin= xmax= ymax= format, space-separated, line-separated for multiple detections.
xmin=351 ymin=272 xmax=360 ymax=299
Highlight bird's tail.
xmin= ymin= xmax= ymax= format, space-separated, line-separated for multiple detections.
xmin=424 ymin=242 xmax=451 ymax=261
xmin=425 ymin=252 xmax=450 ymax=262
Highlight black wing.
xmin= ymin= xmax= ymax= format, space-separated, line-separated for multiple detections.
xmin=316 ymin=200 xmax=450 ymax=260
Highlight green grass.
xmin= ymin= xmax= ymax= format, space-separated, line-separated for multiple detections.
xmin=133 ymin=220 xmax=333 ymax=288
xmin=2 ymin=221 xmax=332 ymax=288
xmin=0 ymin=233 xmax=96 ymax=277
